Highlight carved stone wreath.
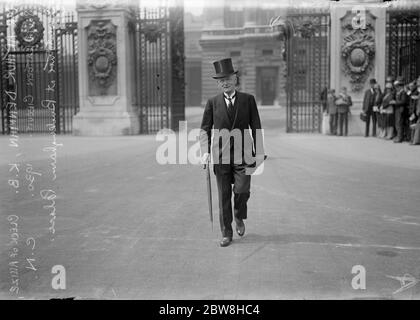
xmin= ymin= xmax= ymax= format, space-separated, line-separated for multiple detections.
xmin=15 ymin=14 xmax=44 ymax=47
xmin=88 ymin=47 xmax=117 ymax=87
xmin=87 ymin=20 xmax=117 ymax=94
xmin=341 ymin=31 xmax=375 ymax=91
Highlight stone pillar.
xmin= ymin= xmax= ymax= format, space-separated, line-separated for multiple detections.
xmin=330 ymin=0 xmax=386 ymax=135
xmin=73 ymin=2 xmax=139 ymax=136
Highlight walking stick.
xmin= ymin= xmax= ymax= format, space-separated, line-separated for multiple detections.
xmin=203 ymin=158 xmax=213 ymax=230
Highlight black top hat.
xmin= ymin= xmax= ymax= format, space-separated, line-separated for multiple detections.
xmin=212 ymin=58 xmax=238 ymax=79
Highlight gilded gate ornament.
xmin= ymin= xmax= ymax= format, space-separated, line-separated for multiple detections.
xmin=298 ymin=20 xmax=316 ymax=39
xmin=15 ymin=13 xmax=44 ymax=47
xmin=87 ymin=20 xmax=117 ymax=95
xmin=341 ymin=11 xmax=376 ymax=91
xmin=289 ymin=16 xmax=322 ymax=39
xmin=142 ymin=23 xmax=163 ymax=43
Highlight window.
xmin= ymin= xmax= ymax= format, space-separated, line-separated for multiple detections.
xmin=230 ymin=51 xmax=241 ymax=57
xmin=262 ymin=49 xmax=273 ymax=56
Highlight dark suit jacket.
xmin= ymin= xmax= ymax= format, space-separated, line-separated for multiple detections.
xmin=408 ymin=89 xmax=418 ymax=115
xmin=374 ymin=89 xmax=383 ymax=107
xmin=336 ymin=94 xmax=352 ymax=114
xmin=395 ymin=89 xmax=409 ymax=110
xmin=200 ymin=91 xmax=264 ymax=166
xmin=362 ymin=88 xmax=376 ymax=113
xmin=382 ymin=91 xmax=395 ymax=110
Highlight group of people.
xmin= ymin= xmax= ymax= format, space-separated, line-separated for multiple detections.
xmin=321 ymin=76 xmax=420 ymax=145
xmin=361 ymin=76 xmax=420 ymax=145
xmin=321 ymin=86 xmax=353 ymax=136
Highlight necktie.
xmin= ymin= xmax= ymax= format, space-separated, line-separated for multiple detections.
xmin=226 ymin=95 xmax=236 ymax=123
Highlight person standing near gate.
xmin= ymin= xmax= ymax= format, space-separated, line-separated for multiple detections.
xmin=327 ymin=89 xmax=337 ymax=135
xmin=411 ymin=76 xmax=420 ymax=145
xmin=407 ymin=80 xmax=418 ymax=143
xmin=393 ymin=77 xmax=409 ymax=143
xmin=382 ymin=80 xmax=396 ymax=140
xmin=200 ymin=58 xmax=265 ymax=247
xmin=362 ymin=78 xmax=378 ymax=137
xmin=374 ymin=83 xmax=384 ymax=138
xmin=336 ymin=86 xmax=352 ymax=136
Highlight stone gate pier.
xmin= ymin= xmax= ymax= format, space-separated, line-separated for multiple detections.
xmin=330 ymin=0 xmax=387 ymax=135
xmin=73 ymin=1 xmax=139 ymax=136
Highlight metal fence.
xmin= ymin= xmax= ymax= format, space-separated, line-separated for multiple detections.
xmin=1 ymin=3 xmax=184 ymax=135
xmin=55 ymin=12 xmax=78 ymax=134
xmin=285 ymin=10 xmax=330 ymax=133
xmin=131 ymin=4 xmax=185 ymax=134
xmin=0 ymin=5 xmax=78 ymax=135
xmin=386 ymin=9 xmax=420 ymax=83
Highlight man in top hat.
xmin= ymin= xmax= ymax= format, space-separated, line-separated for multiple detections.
xmin=200 ymin=58 xmax=265 ymax=247
xmin=393 ymin=76 xmax=409 ymax=143
xmin=362 ymin=78 xmax=378 ymax=137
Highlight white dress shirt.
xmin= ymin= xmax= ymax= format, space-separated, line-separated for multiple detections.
xmin=224 ymin=91 xmax=236 ymax=107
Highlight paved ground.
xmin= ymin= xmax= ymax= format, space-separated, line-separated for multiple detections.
xmin=1 ymin=106 xmax=420 ymax=300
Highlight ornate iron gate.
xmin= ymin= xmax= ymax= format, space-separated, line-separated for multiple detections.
xmin=0 ymin=5 xmax=78 ymax=135
xmin=285 ymin=10 xmax=330 ymax=133
xmin=131 ymin=4 xmax=185 ymax=134
xmin=387 ymin=9 xmax=420 ymax=82
xmin=55 ymin=12 xmax=78 ymax=134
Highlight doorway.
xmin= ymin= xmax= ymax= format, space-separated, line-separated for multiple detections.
xmin=256 ymin=67 xmax=278 ymax=106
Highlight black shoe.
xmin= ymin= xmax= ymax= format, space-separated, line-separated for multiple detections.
xmin=220 ymin=237 xmax=232 ymax=247
xmin=235 ymin=218 xmax=245 ymax=237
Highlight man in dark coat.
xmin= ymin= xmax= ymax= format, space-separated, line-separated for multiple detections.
xmin=200 ymin=58 xmax=265 ymax=247
xmin=362 ymin=78 xmax=378 ymax=137
xmin=336 ymin=86 xmax=352 ymax=136
xmin=409 ymin=77 xmax=420 ymax=145
xmin=393 ymin=77 xmax=409 ymax=143
xmin=407 ymin=81 xmax=418 ymax=142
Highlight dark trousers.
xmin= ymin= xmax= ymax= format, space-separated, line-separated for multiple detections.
xmin=394 ymin=107 xmax=407 ymax=142
xmin=378 ymin=112 xmax=385 ymax=129
xmin=329 ymin=113 xmax=337 ymax=135
xmin=385 ymin=113 xmax=395 ymax=127
xmin=337 ymin=112 xmax=348 ymax=136
xmin=214 ymin=164 xmax=251 ymax=238
xmin=404 ymin=115 xmax=411 ymax=142
xmin=365 ymin=111 xmax=377 ymax=137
